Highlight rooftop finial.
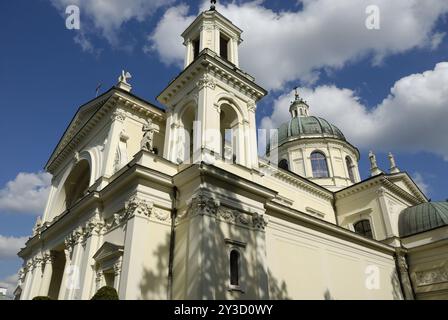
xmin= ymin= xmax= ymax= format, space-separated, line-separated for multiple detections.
xmin=210 ymin=0 xmax=217 ymax=11
xmin=294 ymin=86 xmax=299 ymax=101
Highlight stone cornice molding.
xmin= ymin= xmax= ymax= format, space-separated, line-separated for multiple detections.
xmin=157 ymin=49 xmax=267 ymax=105
xmin=259 ymin=161 xmax=333 ymax=202
xmin=335 ymin=175 xmax=423 ymax=205
xmin=273 ymin=136 xmax=360 ymax=160
xmin=266 ymin=201 xmax=396 ymax=255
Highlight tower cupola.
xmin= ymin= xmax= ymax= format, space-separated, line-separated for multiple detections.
xmin=181 ymin=2 xmax=243 ymax=68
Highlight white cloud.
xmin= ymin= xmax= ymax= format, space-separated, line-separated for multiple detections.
xmin=149 ymin=0 xmax=448 ymax=90
xmin=145 ymin=4 xmax=194 ymax=64
xmin=412 ymin=173 xmax=430 ymax=195
xmin=50 ymin=0 xmax=174 ymax=49
xmin=0 ymin=273 xmax=19 ymax=297
xmin=0 ymin=172 xmax=51 ymax=215
xmin=0 ymin=235 xmax=27 ymax=260
xmin=261 ymin=62 xmax=448 ymax=160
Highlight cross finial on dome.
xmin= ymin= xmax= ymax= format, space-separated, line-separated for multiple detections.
xmin=210 ymin=0 xmax=217 ymax=11
xmin=294 ymin=86 xmax=299 ymax=101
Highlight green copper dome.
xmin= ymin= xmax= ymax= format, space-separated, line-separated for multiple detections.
xmin=275 ymin=116 xmax=345 ymax=147
xmin=399 ymin=202 xmax=448 ymax=237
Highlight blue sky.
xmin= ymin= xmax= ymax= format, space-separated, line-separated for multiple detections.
xmin=0 ymin=0 xmax=447 ymax=292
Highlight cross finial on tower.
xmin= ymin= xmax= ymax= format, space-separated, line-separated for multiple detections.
xmin=294 ymin=86 xmax=299 ymax=101
xmin=210 ymin=0 xmax=217 ymax=11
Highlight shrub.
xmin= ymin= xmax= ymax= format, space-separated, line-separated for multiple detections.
xmin=91 ymin=286 xmax=119 ymax=300
xmin=32 ymin=296 xmax=52 ymax=300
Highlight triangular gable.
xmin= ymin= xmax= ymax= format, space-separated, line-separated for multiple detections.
xmin=44 ymin=88 xmax=115 ymax=172
xmin=386 ymin=172 xmax=428 ymax=203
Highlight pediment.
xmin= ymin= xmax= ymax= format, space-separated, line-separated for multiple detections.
xmin=386 ymin=173 xmax=428 ymax=203
xmin=92 ymin=242 xmax=124 ymax=263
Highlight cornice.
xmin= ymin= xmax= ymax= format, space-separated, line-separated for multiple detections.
xmin=266 ymin=201 xmax=396 ymax=255
xmin=258 ymin=161 xmax=334 ymax=202
xmin=335 ymin=174 xmax=423 ymax=205
xmin=157 ymin=49 xmax=267 ymax=105
xmin=273 ymin=136 xmax=360 ymax=160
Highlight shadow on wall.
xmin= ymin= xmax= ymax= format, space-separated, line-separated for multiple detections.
xmin=139 ymin=233 xmax=171 ymax=300
xmin=138 ymin=192 xmax=291 ymax=300
xmin=324 ymin=289 xmax=334 ymax=300
xmin=391 ymin=273 xmax=404 ymax=300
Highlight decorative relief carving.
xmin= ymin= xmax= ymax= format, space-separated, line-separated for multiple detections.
xmin=197 ymin=74 xmax=216 ymax=90
xmin=124 ymin=195 xmax=153 ymax=218
xmin=111 ymin=110 xmax=126 ymax=122
xmin=189 ymin=194 xmax=219 ymax=216
xmin=177 ymin=193 xmax=267 ymax=231
xmin=102 ymin=195 xmax=169 ymax=230
xmin=247 ymin=102 xmax=256 ymax=113
xmin=113 ymin=257 xmax=123 ymax=276
xmin=252 ymin=212 xmax=268 ymax=230
xmin=141 ymin=119 xmax=155 ymax=153
xmin=18 ymin=268 xmax=25 ymax=282
xmin=217 ymin=207 xmax=250 ymax=226
xmin=415 ymin=265 xmax=448 ymax=286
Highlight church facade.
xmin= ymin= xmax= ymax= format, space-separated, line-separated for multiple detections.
xmin=16 ymin=7 xmax=448 ymax=300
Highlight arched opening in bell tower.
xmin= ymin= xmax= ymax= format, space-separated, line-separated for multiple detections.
xmin=219 ymin=102 xmax=241 ymax=164
xmin=179 ymin=104 xmax=197 ymax=164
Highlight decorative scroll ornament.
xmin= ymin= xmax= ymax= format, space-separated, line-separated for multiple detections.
xmin=217 ymin=207 xmax=250 ymax=226
xmin=124 ymin=195 xmax=154 ymax=219
xmin=18 ymin=268 xmax=25 ymax=282
xmin=113 ymin=257 xmax=123 ymax=276
xmin=247 ymin=102 xmax=257 ymax=113
xmin=189 ymin=194 xmax=219 ymax=216
xmin=197 ymin=74 xmax=216 ymax=90
xmin=111 ymin=110 xmax=126 ymax=122
xmin=252 ymin=212 xmax=268 ymax=230
xmin=82 ymin=217 xmax=105 ymax=240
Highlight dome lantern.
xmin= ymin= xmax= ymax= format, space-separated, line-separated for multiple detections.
xmin=289 ymin=87 xmax=310 ymax=118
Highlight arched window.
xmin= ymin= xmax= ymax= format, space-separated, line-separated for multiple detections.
xmin=311 ymin=151 xmax=329 ymax=178
xmin=346 ymin=156 xmax=356 ymax=183
xmin=64 ymin=160 xmax=90 ymax=209
xmin=179 ymin=104 xmax=196 ymax=164
xmin=354 ymin=220 xmax=373 ymax=239
xmin=220 ymin=103 xmax=241 ymax=164
xmin=278 ymin=159 xmax=289 ymax=171
xmin=230 ymin=250 xmax=240 ymax=286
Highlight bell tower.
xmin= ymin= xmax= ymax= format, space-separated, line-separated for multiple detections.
xmin=182 ymin=2 xmax=242 ymax=68
xmin=158 ymin=2 xmax=267 ymax=169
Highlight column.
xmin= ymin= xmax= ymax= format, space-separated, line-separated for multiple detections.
xmin=58 ymin=247 xmax=72 ymax=300
xmin=113 ymin=256 xmax=123 ymax=292
xmin=38 ymin=253 xmax=55 ymax=296
xmin=395 ymin=248 xmax=415 ymax=300
xmin=28 ymin=257 xmax=43 ymax=299
xmin=101 ymin=110 xmax=126 ymax=180
xmin=20 ymin=262 xmax=33 ymax=300
xmin=79 ymin=215 xmax=104 ymax=300
xmin=247 ymin=103 xmax=259 ymax=169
